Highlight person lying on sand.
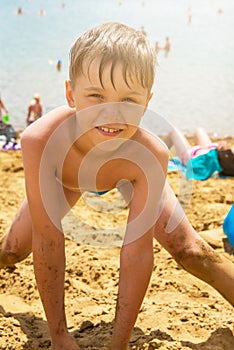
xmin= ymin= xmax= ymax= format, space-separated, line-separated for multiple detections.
xmin=164 ymin=127 xmax=234 ymax=180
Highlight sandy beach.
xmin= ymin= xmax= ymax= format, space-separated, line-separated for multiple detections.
xmin=0 ymin=146 xmax=234 ymax=350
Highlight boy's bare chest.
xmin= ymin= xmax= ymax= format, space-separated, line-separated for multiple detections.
xmin=60 ymin=146 xmax=136 ymax=193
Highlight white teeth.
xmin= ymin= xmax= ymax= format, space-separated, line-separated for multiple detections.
xmin=99 ymin=127 xmax=120 ymax=133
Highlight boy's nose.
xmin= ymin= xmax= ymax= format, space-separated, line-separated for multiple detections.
xmin=77 ymin=102 xmax=144 ymax=133
xmin=96 ymin=102 xmax=144 ymax=126
xmin=97 ymin=103 xmax=124 ymax=125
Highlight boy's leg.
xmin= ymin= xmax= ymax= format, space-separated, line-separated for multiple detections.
xmin=0 ymin=187 xmax=80 ymax=269
xmin=0 ymin=184 xmax=81 ymax=269
xmin=0 ymin=199 xmax=32 ymax=268
xmin=154 ymin=183 xmax=234 ymax=306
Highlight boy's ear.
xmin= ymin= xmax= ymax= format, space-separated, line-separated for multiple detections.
xmin=65 ymin=80 xmax=75 ymax=108
xmin=145 ymin=92 xmax=153 ymax=109
xmin=143 ymin=92 xmax=153 ymax=114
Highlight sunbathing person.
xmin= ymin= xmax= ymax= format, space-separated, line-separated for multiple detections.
xmin=164 ymin=127 xmax=234 ymax=180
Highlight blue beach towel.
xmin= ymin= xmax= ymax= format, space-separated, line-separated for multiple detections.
xmin=168 ymin=149 xmax=223 ymax=180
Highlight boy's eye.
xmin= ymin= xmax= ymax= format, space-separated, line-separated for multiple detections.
xmin=122 ymin=97 xmax=136 ymax=103
xmin=89 ymin=93 xmax=103 ymax=99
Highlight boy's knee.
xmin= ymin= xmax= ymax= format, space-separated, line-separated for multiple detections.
xmin=0 ymin=253 xmax=19 ymax=268
xmin=0 ymin=237 xmax=26 ymax=268
xmin=172 ymin=238 xmax=222 ymax=274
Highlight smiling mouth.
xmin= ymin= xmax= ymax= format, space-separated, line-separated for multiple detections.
xmin=95 ymin=126 xmax=123 ymax=136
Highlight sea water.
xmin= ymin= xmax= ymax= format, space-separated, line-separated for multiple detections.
xmin=0 ymin=0 xmax=234 ymax=137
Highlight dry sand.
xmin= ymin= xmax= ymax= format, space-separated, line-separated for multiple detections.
xmin=0 ymin=148 xmax=234 ymax=350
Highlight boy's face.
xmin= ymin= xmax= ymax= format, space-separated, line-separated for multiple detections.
xmin=66 ymin=58 xmax=152 ymax=148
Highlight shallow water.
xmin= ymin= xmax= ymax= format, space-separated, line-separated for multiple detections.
xmin=0 ymin=0 xmax=234 ymax=136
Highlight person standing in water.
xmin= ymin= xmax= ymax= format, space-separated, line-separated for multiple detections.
xmin=26 ymin=94 xmax=43 ymax=126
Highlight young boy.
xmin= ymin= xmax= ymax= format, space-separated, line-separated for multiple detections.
xmin=0 ymin=22 xmax=233 ymax=350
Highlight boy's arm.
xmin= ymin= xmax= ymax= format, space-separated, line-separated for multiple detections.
xmin=21 ymin=128 xmax=80 ymax=350
xmin=110 ymin=225 xmax=154 ymax=349
xmin=110 ymin=141 xmax=169 ymax=350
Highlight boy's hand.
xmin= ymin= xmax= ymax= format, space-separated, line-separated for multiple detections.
xmin=51 ymin=332 xmax=80 ymax=350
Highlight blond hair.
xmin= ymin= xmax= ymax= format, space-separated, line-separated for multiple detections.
xmin=69 ymin=22 xmax=156 ymax=94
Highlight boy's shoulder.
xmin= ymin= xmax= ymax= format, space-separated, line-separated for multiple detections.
xmin=135 ymin=127 xmax=169 ymax=156
xmin=21 ymin=106 xmax=75 ymax=148
xmin=22 ymin=105 xmax=75 ymax=141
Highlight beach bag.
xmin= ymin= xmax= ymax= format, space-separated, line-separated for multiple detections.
xmin=0 ymin=123 xmax=17 ymax=142
xmin=218 ymin=149 xmax=234 ymax=176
